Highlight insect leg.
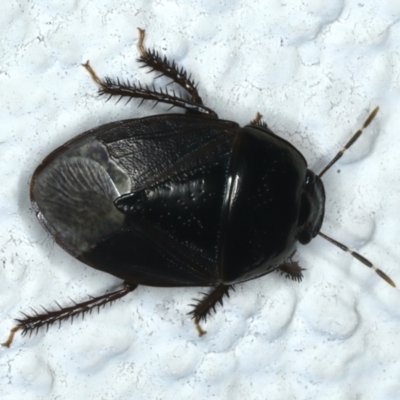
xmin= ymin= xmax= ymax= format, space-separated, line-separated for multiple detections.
xmin=137 ymin=28 xmax=206 ymax=108
xmin=2 ymin=282 xmax=137 ymax=347
xmin=250 ymin=112 xmax=268 ymax=128
xmin=188 ymin=284 xmax=233 ymax=336
xmin=276 ymin=261 xmax=305 ymax=282
xmin=82 ymin=61 xmax=217 ymax=117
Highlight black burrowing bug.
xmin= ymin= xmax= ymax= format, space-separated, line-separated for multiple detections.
xmin=3 ymin=29 xmax=395 ymax=347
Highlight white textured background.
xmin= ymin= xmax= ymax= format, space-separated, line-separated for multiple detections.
xmin=1 ymin=1 xmax=400 ymax=399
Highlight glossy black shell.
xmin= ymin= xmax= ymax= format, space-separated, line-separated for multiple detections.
xmin=31 ymin=113 xmax=325 ymax=287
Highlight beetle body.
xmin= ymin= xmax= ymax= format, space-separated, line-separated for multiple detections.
xmin=32 ymin=114 xmax=324 ymax=287
xmin=3 ymin=30 xmax=391 ymax=347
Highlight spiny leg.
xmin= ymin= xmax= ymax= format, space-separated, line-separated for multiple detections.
xmin=188 ymin=284 xmax=233 ymax=336
xmin=82 ymin=29 xmax=217 ymax=117
xmin=82 ymin=61 xmax=216 ymax=116
xmin=137 ymin=28 xmax=205 ymax=108
xmin=276 ymin=260 xmax=305 ymax=282
xmin=250 ymin=112 xmax=268 ymax=128
xmin=2 ymin=281 xmax=137 ymax=347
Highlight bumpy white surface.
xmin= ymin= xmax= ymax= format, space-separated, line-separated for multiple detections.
xmin=1 ymin=1 xmax=400 ymax=399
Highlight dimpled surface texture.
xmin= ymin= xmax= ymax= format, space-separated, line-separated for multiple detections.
xmin=1 ymin=1 xmax=400 ymax=399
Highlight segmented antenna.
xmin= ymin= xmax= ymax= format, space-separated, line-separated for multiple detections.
xmin=318 ymin=107 xmax=379 ymax=178
xmin=318 ymin=231 xmax=395 ymax=287
xmin=317 ymin=107 xmax=395 ymax=287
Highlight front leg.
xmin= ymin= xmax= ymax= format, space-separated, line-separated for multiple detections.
xmin=276 ymin=260 xmax=305 ymax=282
xmin=250 ymin=112 xmax=268 ymax=128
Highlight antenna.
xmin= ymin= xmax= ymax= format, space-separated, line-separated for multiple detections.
xmin=317 ymin=107 xmax=395 ymax=287
xmin=318 ymin=107 xmax=379 ymax=178
xmin=318 ymin=231 xmax=395 ymax=287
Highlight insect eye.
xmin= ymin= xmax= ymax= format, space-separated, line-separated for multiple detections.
xmin=305 ymin=170 xmax=316 ymax=186
xmin=298 ymin=230 xmax=312 ymax=245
